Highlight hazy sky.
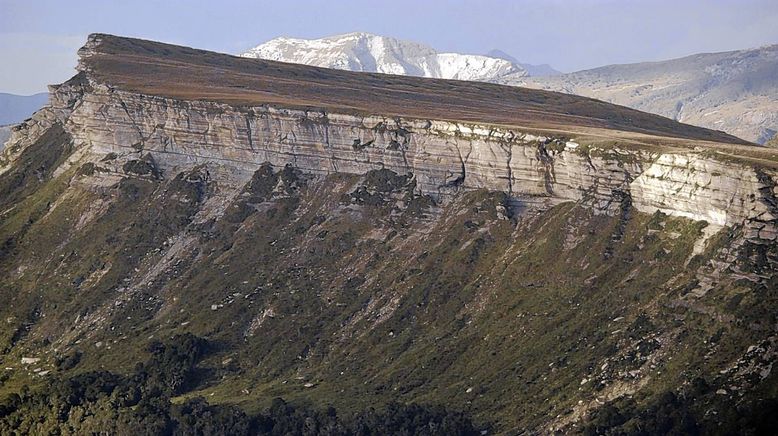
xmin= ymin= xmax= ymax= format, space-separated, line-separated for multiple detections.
xmin=2 ymin=0 xmax=778 ymax=94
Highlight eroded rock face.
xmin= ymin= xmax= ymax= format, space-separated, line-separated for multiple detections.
xmin=632 ymin=154 xmax=778 ymax=236
xmin=3 ymin=72 xmax=777 ymax=246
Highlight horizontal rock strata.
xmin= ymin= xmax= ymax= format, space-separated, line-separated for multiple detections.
xmin=3 ymin=66 xmax=777 ymax=247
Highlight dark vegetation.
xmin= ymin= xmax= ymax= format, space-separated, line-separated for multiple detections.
xmin=0 ymin=122 xmax=72 ymax=210
xmin=0 ymin=145 xmax=776 ymax=433
xmin=0 ymin=335 xmax=480 ymax=435
xmin=582 ymin=388 xmax=778 ymax=435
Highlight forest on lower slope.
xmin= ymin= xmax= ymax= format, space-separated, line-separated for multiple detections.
xmin=0 ymin=334 xmax=481 ymax=435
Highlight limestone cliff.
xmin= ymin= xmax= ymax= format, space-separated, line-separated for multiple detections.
xmin=4 ymin=35 xmax=777 ymax=246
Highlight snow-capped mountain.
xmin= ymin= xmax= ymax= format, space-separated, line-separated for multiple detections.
xmin=241 ymin=32 xmax=528 ymax=82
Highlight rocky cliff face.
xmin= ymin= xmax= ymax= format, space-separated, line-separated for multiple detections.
xmin=6 ymin=60 xmax=776 ymax=246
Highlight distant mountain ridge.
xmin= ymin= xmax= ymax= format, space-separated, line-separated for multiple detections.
xmin=486 ymin=49 xmax=561 ymax=76
xmin=241 ymin=32 xmax=530 ymax=82
xmin=0 ymin=92 xmax=48 ymax=125
xmin=515 ymin=45 xmax=778 ymax=144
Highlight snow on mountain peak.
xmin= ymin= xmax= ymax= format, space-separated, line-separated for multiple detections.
xmin=240 ymin=32 xmax=528 ymax=82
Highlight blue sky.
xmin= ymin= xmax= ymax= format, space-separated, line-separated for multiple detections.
xmin=2 ymin=0 xmax=778 ymax=94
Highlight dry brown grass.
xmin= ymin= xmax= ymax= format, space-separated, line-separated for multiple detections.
xmin=74 ymin=34 xmax=778 ymax=167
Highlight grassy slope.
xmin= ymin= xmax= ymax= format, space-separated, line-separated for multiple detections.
xmin=0 ymin=129 xmax=775 ymax=432
xmin=80 ymin=34 xmax=753 ymax=147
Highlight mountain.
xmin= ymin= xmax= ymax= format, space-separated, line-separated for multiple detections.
xmin=0 ymin=34 xmax=777 ymax=434
xmin=486 ymin=49 xmax=561 ymax=76
xmin=0 ymin=92 xmax=48 ymax=125
xmin=241 ymin=32 xmax=528 ymax=82
xmin=516 ymin=45 xmax=778 ymax=144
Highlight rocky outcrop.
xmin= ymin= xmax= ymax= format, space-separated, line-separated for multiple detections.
xmin=3 ymin=36 xmax=777 ymax=248
xmin=4 ymin=75 xmax=778 ymax=246
xmin=632 ymin=154 xmax=778 ymax=233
